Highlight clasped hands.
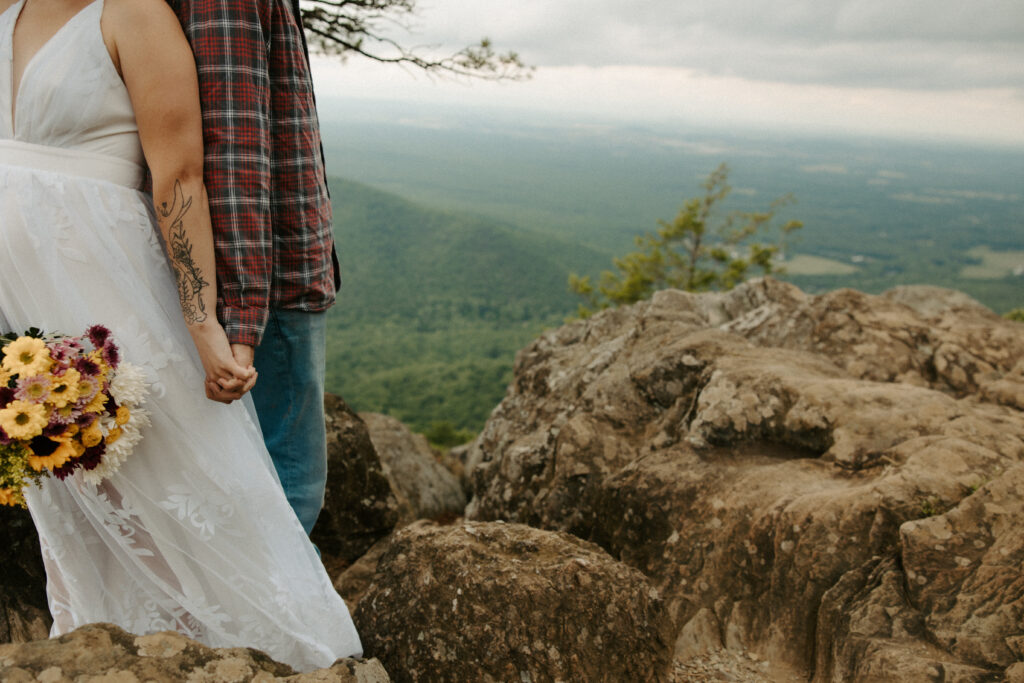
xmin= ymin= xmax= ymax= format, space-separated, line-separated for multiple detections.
xmin=189 ymin=322 xmax=257 ymax=404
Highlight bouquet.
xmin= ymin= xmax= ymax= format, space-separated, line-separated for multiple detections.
xmin=0 ymin=325 xmax=149 ymax=507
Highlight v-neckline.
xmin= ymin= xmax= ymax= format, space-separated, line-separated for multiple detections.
xmin=9 ymin=0 xmax=101 ymax=133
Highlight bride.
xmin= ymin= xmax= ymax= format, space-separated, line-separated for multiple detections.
xmin=0 ymin=0 xmax=362 ymax=670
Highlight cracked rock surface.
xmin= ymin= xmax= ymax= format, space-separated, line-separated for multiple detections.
xmin=466 ymin=279 xmax=1024 ymax=681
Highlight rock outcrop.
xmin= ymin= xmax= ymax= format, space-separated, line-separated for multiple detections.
xmin=360 ymin=412 xmax=466 ymax=524
xmin=0 ymin=623 xmax=391 ymax=682
xmin=353 ymin=520 xmax=674 ymax=683
xmin=311 ymin=394 xmax=400 ymax=563
xmin=465 ymin=279 xmax=1024 ymax=680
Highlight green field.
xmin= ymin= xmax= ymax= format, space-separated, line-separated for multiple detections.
xmin=783 ymin=254 xmax=860 ymax=276
xmin=960 ymin=246 xmax=1024 ymax=279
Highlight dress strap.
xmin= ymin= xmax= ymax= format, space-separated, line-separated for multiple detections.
xmin=0 ymin=139 xmax=145 ymax=189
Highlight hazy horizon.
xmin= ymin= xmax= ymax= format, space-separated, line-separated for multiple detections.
xmin=309 ymin=0 xmax=1024 ymax=148
xmin=315 ymin=93 xmax=1024 ymax=153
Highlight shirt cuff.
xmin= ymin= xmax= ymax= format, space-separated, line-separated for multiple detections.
xmin=219 ymin=305 xmax=269 ymax=347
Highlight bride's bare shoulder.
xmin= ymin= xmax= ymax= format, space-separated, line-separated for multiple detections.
xmin=102 ymin=0 xmax=191 ymax=67
xmin=103 ymin=0 xmax=185 ymax=39
xmin=0 ymin=0 xmax=19 ymax=15
xmin=101 ymin=0 xmax=193 ymax=81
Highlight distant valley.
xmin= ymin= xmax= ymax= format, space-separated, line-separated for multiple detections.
xmin=321 ymin=101 xmax=1023 ymax=433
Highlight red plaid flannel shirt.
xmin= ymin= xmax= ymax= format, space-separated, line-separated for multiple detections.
xmin=168 ymin=0 xmax=339 ymax=347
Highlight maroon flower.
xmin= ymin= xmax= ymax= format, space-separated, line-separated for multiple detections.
xmin=101 ymin=342 xmax=120 ymax=369
xmin=77 ymin=443 xmax=105 ymax=471
xmin=74 ymin=356 xmax=101 ymax=377
xmin=86 ymin=325 xmax=111 ymax=348
xmin=52 ymin=461 xmax=77 ymax=480
xmin=42 ymin=423 xmax=67 ymax=438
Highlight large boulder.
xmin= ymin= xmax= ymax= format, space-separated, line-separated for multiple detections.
xmin=312 ymin=394 xmax=400 ymax=563
xmin=466 ymin=279 xmax=1024 ymax=680
xmin=360 ymin=412 xmax=467 ymax=524
xmin=0 ymin=622 xmax=390 ymax=682
xmin=0 ymin=506 xmax=50 ymax=643
xmin=353 ymin=520 xmax=674 ymax=682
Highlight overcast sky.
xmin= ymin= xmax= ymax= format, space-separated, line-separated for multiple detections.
xmin=311 ymin=0 xmax=1024 ymax=146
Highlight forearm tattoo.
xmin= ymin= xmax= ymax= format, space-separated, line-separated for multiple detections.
xmin=158 ymin=180 xmax=209 ymax=325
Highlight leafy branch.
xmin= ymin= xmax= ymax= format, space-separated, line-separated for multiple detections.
xmin=570 ymin=163 xmax=803 ymax=317
xmin=301 ymin=0 xmax=533 ymax=80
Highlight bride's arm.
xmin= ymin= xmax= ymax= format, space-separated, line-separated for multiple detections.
xmin=103 ymin=0 xmax=255 ymax=402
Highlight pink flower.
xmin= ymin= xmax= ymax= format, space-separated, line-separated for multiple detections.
xmin=15 ymin=375 xmax=50 ymax=403
xmin=48 ymin=338 xmax=83 ymax=364
xmin=48 ymin=405 xmax=81 ymax=425
xmin=76 ymin=376 xmax=100 ymax=404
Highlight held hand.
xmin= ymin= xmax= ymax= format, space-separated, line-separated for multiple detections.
xmin=188 ymin=322 xmax=256 ymax=403
xmin=230 ymin=343 xmax=255 ymax=371
xmin=220 ymin=343 xmax=257 ymax=394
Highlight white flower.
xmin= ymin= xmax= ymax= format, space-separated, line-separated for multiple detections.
xmin=109 ymin=362 xmax=149 ymax=406
xmin=81 ymin=407 xmax=150 ymax=485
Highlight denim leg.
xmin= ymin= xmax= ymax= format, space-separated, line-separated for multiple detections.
xmin=250 ymin=309 xmax=329 ymax=536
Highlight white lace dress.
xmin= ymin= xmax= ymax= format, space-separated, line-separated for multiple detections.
xmin=0 ymin=0 xmax=361 ymax=670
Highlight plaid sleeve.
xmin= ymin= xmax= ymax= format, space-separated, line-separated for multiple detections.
xmin=173 ymin=0 xmax=273 ymax=347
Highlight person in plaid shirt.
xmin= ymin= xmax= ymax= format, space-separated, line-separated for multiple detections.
xmin=168 ymin=0 xmax=340 ymax=535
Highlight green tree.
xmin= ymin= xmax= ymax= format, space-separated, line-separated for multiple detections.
xmin=423 ymin=421 xmax=476 ymax=449
xmin=301 ymin=0 xmax=531 ymax=80
xmin=1005 ymin=308 xmax=1024 ymax=322
xmin=569 ymin=163 xmax=802 ymax=317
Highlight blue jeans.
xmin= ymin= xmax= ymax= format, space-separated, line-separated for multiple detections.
xmin=250 ymin=309 xmax=328 ymax=536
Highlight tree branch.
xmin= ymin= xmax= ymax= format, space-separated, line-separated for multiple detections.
xmin=300 ymin=0 xmax=533 ymax=81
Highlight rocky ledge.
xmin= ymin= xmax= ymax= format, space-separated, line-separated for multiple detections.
xmin=464 ymin=279 xmax=1024 ymax=681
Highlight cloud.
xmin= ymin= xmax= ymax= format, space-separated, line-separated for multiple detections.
xmin=409 ymin=0 xmax=1024 ymax=90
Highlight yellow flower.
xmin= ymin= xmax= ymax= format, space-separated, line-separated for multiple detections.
xmin=0 ymin=367 xmax=12 ymax=386
xmin=27 ymin=442 xmax=75 ymax=472
xmin=115 ymin=406 xmax=131 ymax=426
xmin=0 ymin=487 xmax=22 ymax=507
xmin=0 ymin=400 xmax=49 ymax=439
xmin=84 ymin=391 xmax=107 ymax=414
xmin=47 ymin=368 xmax=82 ymax=409
xmin=81 ymin=421 xmax=104 ymax=448
xmin=2 ymin=337 xmax=51 ymax=376
xmin=105 ymin=427 xmax=123 ymax=445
